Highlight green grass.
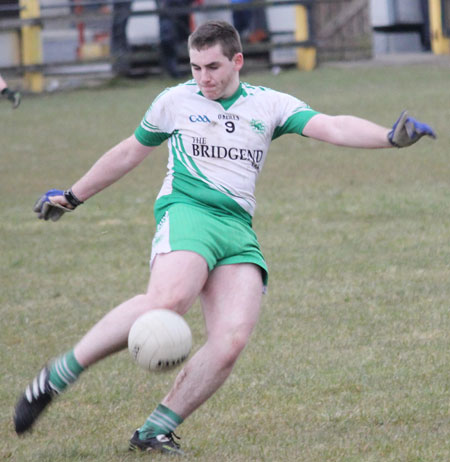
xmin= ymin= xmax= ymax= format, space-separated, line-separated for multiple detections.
xmin=1 ymin=64 xmax=449 ymax=462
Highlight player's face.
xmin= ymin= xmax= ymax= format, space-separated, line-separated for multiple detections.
xmin=190 ymin=44 xmax=244 ymax=100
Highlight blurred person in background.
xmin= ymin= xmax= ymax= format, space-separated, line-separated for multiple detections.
xmin=111 ymin=0 xmax=132 ymax=74
xmin=157 ymin=0 xmax=195 ymax=78
xmin=0 ymin=74 xmax=21 ymax=108
xmin=195 ymin=0 xmax=232 ymax=24
xmin=231 ymin=0 xmax=252 ymax=36
xmin=231 ymin=0 xmax=268 ymax=42
xmin=419 ymin=0 xmax=431 ymax=50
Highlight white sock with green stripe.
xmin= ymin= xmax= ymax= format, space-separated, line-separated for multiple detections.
xmin=48 ymin=349 xmax=84 ymax=393
xmin=138 ymin=404 xmax=183 ymax=440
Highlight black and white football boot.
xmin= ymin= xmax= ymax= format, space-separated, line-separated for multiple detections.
xmin=14 ymin=366 xmax=59 ymax=434
xmin=129 ymin=430 xmax=185 ymax=456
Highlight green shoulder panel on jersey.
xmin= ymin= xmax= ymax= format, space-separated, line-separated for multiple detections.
xmin=135 ymin=125 xmax=171 ymax=146
xmin=239 ymin=82 xmax=319 ymax=140
xmin=134 ymin=80 xmax=197 ymax=146
xmin=272 ymin=109 xmax=320 ymax=140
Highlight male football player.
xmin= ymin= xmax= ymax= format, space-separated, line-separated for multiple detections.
xmin=14 ymin=20 xmax=435 ymax=455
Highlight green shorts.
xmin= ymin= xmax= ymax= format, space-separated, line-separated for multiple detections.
xmin=150 ymin=203 xmax=268 ymax=286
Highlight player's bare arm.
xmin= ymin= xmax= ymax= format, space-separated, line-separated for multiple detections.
xmin=303 ymin=113 xmax=391 ymax=148
xmin=70 ymin=134 xmax=154 ymax=202
xmin=33 ymin=135 xmax=154 ymax=220
xmin=303 ymin=111 xmax=436 ymax=149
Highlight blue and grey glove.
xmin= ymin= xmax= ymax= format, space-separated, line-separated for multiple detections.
xmin=388 ymin=111 xmax=436 ymax=148
xmin=33 ymin=189 xmax=77 ymax=221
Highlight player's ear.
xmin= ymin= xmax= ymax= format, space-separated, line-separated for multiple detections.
xmin=233 ymin=52 xmax=244 ymax=71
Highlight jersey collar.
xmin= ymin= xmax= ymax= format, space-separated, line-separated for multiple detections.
xmin=198 ymin=83 xmax=247 ymax=110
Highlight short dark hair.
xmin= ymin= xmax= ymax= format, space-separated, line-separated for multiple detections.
xmin=188 ymin=20 xmax=242 ymax=60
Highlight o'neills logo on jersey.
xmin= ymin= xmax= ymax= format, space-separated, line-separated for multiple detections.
xmin=192 ymin=143 xmax=263 ymax=171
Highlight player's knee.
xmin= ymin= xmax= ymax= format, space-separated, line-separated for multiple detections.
xmin=141 ymin=290 xmax=192 ymax=315
xmin=213 ymin=327 xmax=251 ymax=369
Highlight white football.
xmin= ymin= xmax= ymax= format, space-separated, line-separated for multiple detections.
xmin=128 ymin=309 xmax=192 ymax=371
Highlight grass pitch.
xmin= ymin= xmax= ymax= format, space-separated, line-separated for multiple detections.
xmin=1 ymin=63 xmax=449 ymax=462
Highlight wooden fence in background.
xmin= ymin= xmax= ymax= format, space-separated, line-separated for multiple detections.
xmin=313 ymin=0 xmax=372 ymax=62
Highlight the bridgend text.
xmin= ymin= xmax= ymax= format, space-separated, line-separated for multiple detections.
xmin=192 ymin=143 xmax=263 ymax=171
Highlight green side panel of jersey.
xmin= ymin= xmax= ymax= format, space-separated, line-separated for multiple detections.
xmin=272 ymin=109 xmax=320 ymax=140
xmin=154 ymin=137 xmax=253 ymax=226
xmin=135 ymin=125 xmax=171 ymax=146
xmin=154 ymin=180 xmax=252 ymax=227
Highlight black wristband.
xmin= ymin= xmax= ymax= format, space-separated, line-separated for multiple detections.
xmin=64 ymin=188 xmax=84 ymax=208
xmin=387 ymin=132 xmax=400 ymax=148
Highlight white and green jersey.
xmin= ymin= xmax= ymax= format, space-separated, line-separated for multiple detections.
xmin=135 ymin=80 xmax=319 ymax=224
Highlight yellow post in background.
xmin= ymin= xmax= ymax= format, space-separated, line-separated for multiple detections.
xmin=20 ymin=0 xmax=44 ymax=93
xmin=295 ymin=4 xmax=316 ymax=71
xmin=429 ymin=0 xmax=450 ymax=54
